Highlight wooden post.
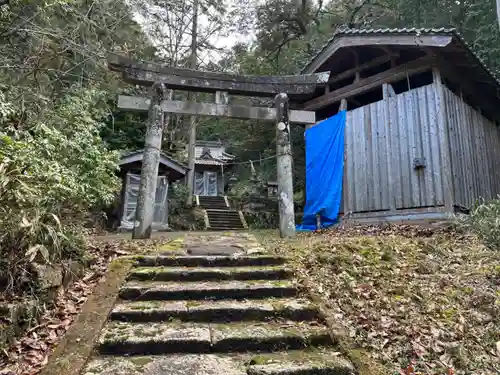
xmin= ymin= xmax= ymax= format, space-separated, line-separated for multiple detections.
xmin=133 ymin=83 xmax=170 ymax=239
xmin=433 ymin=67 xmax=454 ymax=212
xmin=275 ymin=93 xmax=296 ymax=238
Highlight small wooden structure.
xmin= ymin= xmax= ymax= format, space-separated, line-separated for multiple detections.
xmin=300 ymin=27 xmax=500 ymax=222
xmin=117 ymin=150 xmax=187 ymax=231
xmin=189 ymin=140 xmax=235 ymax=196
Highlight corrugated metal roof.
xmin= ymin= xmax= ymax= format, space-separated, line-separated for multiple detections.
xmin=301 ymin=27 xmax=500 ymax=88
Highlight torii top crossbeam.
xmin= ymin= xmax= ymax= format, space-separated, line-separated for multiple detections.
xmin=108 ymin=54 xmax=330 ymax=97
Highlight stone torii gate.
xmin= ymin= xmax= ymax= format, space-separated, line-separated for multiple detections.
xmin=108 ymin=54 xmax=329 ymax=239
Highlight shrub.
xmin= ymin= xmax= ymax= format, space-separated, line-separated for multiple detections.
xmin=169 ymin=182 xmax=189 ymax=215
xmin=456 ymin=197 xmax=500 ymax=250
xmin=0 ymin=88 xmax=120 ymax=294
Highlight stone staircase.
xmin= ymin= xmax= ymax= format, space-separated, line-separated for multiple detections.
xmin=198 ymin=196 xmax=229 ymax=210
xmin=197 ymin=196 xmax=247 ymax=231
xmin=83 ymin=251 xmax=355 ymax=375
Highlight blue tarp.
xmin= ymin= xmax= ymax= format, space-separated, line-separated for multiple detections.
xmin=296 ymin=111 xmax=346 ymax=231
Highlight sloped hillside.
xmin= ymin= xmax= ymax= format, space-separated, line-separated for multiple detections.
xmin=259 ymin=224 xmax=499 ymax=375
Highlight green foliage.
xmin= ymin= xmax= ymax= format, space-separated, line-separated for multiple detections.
xmin=100 ymin=111 xmax=148 ymax=152
xmin=167 ymin=182 xmax=206 ymax=230
xmin=456 ymin=198 xmax=500 ymax=251
xmin=245 ymin=212 xmax=279 ymax=229
xmin=169 ymin=182 xmax=190 ymax=215
xmin=198 ymin=0 xmax=500 ymax=199
xmin=0 ymin=88 xmax=120 ymax=293
xmin=0 ymin=0 xmax=151 ymax=293
xmin=0 ymin=0 xmax=499 ymax=295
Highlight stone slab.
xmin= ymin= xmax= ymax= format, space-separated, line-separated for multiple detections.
xmin=186 ymin=244 xmax=244 ymax=256
xmin=98 ymin=322 xmax=211 ymax=355
xmin=188 ymin=299 xmax=275 ymax=313
xmin=83 ymin=354 xmax=246 ymax=375
xmin=184 ymin=233 xmax=266 ymax=255
xmin=187 ymin=299 xmax=275 ymax=321
xmin=210 ymin=322 xmax=331 ymax=352
xmin=127 ymin=266 xmax=292 ymax=281
xmin=110 ymin=301 xmax=189 ymax=322
xmin=109 ymin=298 xmax=316 ymax=323
xmin=246 ymin=350 xmax=355 ymax=375
xmin=119 ymin=280 xmax=296 ymax=300
xmin=112 ymin=300 xmax=188 ymax=313
xmin=189 ymin=298 xmax=317 ymax=321
xmin=98 ymin=321 xmax=331 ymax=355
xmin=131 ymin=255 xmax=287 ymax=268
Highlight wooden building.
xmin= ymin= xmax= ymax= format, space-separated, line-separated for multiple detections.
xmin=188 ymin=140 xmax=235 ymax=197
xmin=299 ymin=28 xmax=500 ymax=222
xmin=117 ymin=150 xmax=188 ymax=231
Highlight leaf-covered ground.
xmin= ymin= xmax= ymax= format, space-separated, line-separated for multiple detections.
xmin=0 ymin=236 xmax=172 ymax=375
xmin=257 ymin=224 xmax=499 ymax=375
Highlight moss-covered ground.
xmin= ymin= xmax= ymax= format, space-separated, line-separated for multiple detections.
xmin=255 ymin=224 xmax=500 ymax=375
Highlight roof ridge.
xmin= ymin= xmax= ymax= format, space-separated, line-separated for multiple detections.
xmin=300 ymin=26 xmax=499 ymax=89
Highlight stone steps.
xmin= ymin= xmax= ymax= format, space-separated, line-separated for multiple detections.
xmin=132 ymin=255 xmax=287 ymax=268
xmin=246 ymin=350 xmax=355 ymax=375
xmin=119 ymin=280 xmax=296 ymax=301
xmin=83 ymin=243 xmax=355 ymax=375
xmin=109 ymin=298 xmax=318 ymax=323
xmin=83 ymin=351 xmax=355 ymax=375
xmin=198 ymin=196 xmax=229 ymax=210
xmin=202 ymin=204 xmax=229 ymax=210
xmin=98 ymin=321 xmax=331 ymax=355
xmin=206 ymin=209 xmax=246 ymax=230
xmin=209 ymin=225 xmax=246 ymax=231
xmin=127 ymin=266 xmax=292 ymax=282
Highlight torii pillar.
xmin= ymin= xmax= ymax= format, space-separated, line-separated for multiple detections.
xmin=133 ymin=83 xmax=172 ymax=239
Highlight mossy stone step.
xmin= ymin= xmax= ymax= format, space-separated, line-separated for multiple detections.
xmin=210 ymin=322 xmax=331 ymax=352
xmin=98 ymin=321 xmax=211 ymax=355
xmin=246 ymin=350 xmax=355 ymax=375
xmin=131 ymin=255 xmax=287 ymax=268
xmin=98 ymin=321 xmax=332 ymax=355
xmin=83 ymin=354 xmax=246 ymax=375
xmin=109 ymin=298 xmax=318 ymax=322
xmin=83 ymin=351 xmax=355 ymax=375
xmin=119 ymin=280 xmax=296 ymax=301
xmin=207 ymin=216 xmax=241 ymax=219
xmin=209 ymin=227 xmax=246 ymax=231
xmin=127 ymin=266 xmax=292 ymax=282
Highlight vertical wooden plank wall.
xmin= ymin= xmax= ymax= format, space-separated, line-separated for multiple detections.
xmin=433 ymin=68 xmax=454 ymax=212
xmin=389 ymin=83 xmax=447 ymax=209
xmin=345 ymin=83 xmax=446 ymax=214
xmin=344 ymin=81 xmax=464 ymax=214
xmin=382 ymin=84 xmax=396 ymax=212
xmin=340 ymin=80 xmax=500 ymax=216
xmin=345 ymin=99 xmax=391 ymax=212
xmin=444 ymin=87 xmax=500 ymax=207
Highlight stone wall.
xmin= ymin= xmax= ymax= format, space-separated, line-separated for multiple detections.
xmin=0 ymin=260 xmax=86 ymax=349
